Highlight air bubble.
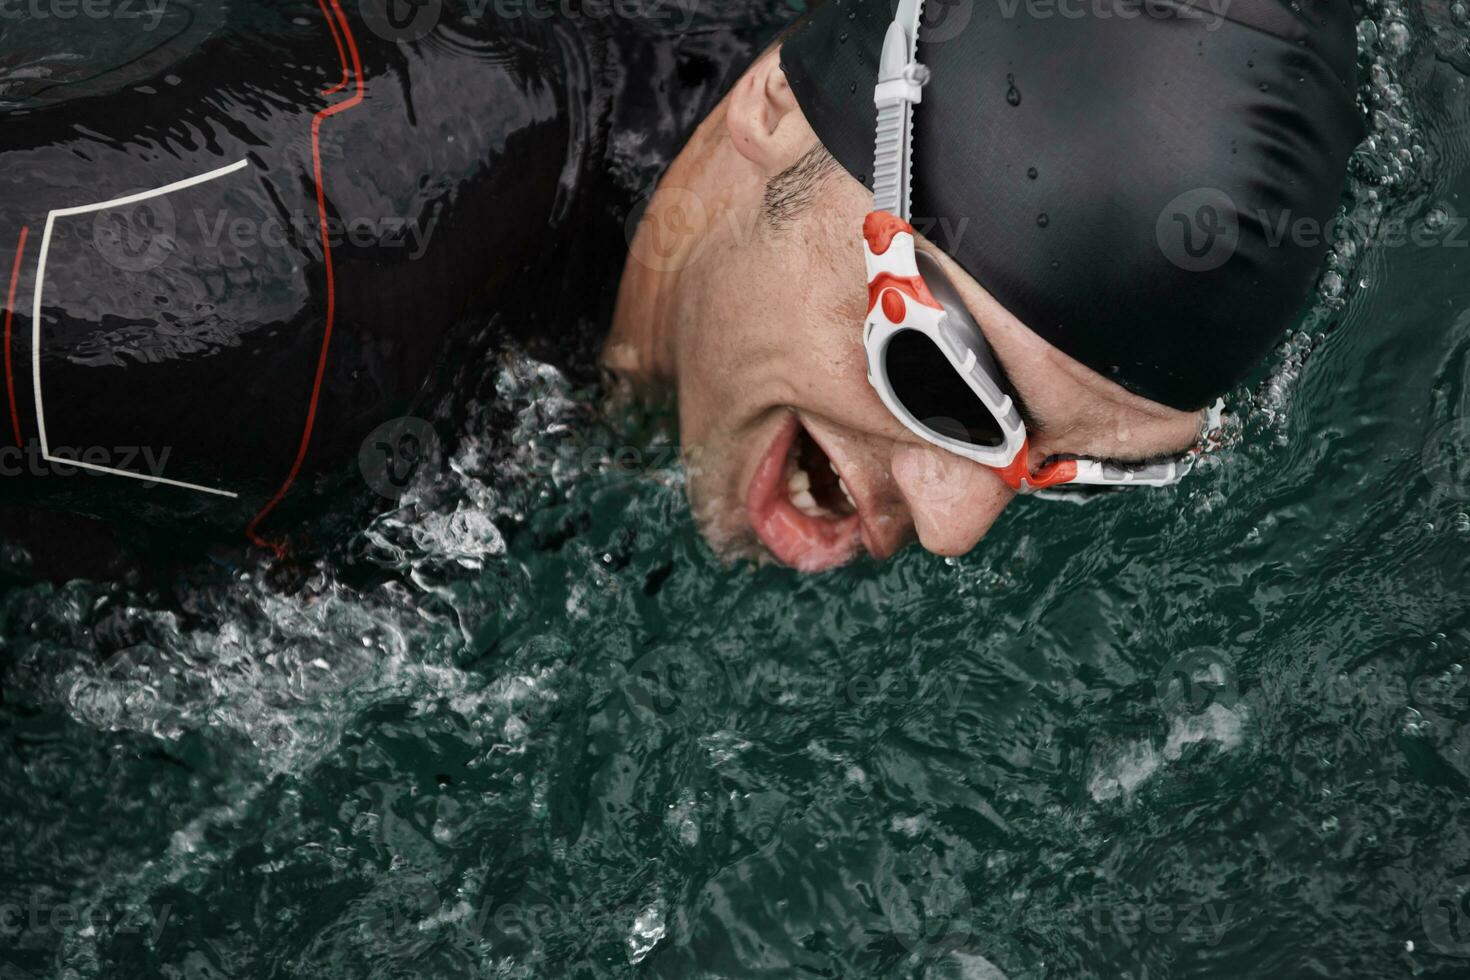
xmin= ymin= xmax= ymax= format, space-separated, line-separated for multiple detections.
xmin=1319 ymin=271 xmax=1344 ymax=300
xmin=1383 ymin=21 xmax=1411 ymax=54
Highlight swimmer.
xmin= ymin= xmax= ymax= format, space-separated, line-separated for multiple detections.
xmin=0 ymin=0 xmax=1360 ymax=572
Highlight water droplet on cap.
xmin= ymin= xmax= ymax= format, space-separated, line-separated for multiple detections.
xmin=1026 ymin=167 xmax=1038 ymax=179
xmin=1036 ymin=213 xmax=1049 ymax=227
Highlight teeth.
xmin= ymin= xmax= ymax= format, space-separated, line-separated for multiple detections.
xmin=782 ymin=437 xmax=855 ymax=520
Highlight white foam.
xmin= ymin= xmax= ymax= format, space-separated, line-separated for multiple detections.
xmin=1087 ymin=739 xmax=1161 ymax=803
xmin=626 ymin=900 xmax=668 ymax=965
xmin=1163 ymin=703 xmax=1245 ymax=761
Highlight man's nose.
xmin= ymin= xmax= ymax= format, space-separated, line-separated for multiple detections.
xmin=890 ymin=443 xmax=1015 ymax=557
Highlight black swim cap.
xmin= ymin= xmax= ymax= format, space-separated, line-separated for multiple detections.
xmin=781 ymin=0 xmax=1363 ymax=410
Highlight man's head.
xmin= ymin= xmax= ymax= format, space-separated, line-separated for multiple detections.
xmin=608 ymin=0 xmax=1361 ymax=571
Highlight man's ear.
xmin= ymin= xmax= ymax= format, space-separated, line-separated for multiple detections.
xmin=724 ymin=46 xmax=818 ymax=176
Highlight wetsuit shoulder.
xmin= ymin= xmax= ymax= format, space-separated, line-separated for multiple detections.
xmin=0 ymin=4 xmax=571 ymax=542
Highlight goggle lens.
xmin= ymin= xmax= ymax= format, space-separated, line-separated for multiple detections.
xmin=883 ymin=329 xmax=1006 ymax=448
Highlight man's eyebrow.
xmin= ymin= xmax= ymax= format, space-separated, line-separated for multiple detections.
xmin=998 ymin=362 xmax=1048 ymax=432
xmin=1009 ymin=385 xmax=1042 ymax=432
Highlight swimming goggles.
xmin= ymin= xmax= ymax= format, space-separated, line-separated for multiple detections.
xmin=862 ymin=0 xmax=1221 ymax=492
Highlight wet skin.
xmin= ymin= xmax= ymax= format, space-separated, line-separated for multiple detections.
xmin=609 ymin=46 xmax=1209 ymax=571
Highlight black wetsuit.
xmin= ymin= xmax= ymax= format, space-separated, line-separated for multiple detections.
xmin=0 ymin=0 xmax=787 ymax=548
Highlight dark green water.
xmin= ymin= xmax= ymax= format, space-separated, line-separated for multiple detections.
xmin=6 ymin=3 xmax=1470 ymax=979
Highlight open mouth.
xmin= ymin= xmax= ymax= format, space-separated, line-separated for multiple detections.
xmin=746 ymin=416 xmax=862 ymax=572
